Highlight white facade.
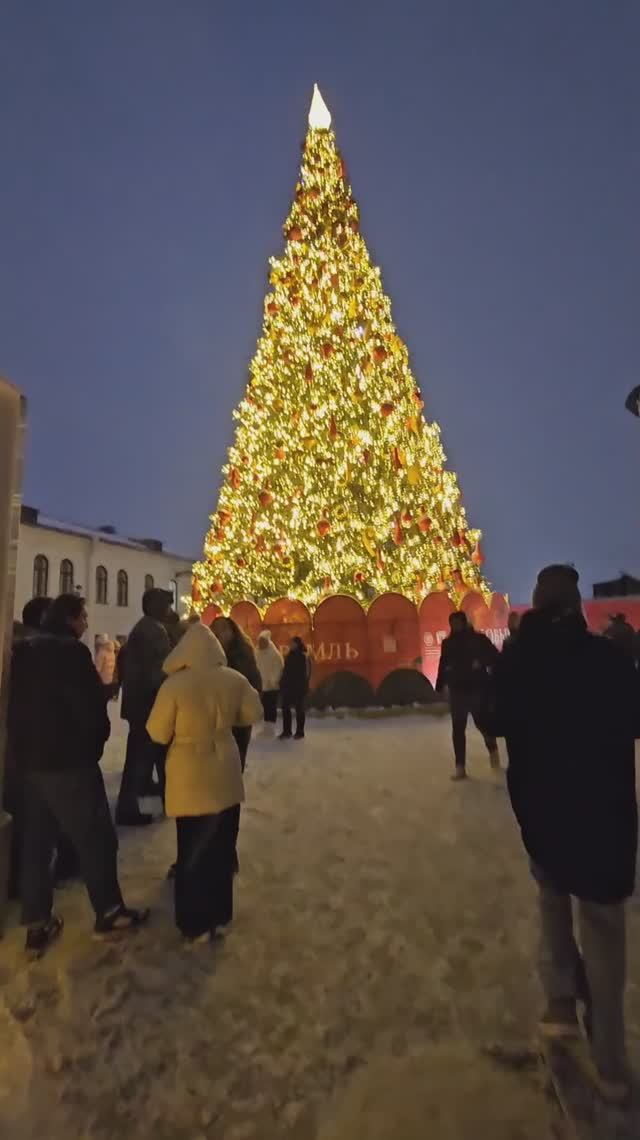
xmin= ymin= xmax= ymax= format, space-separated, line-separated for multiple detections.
xmin=14 ymin=507 xmax=194 ymax=648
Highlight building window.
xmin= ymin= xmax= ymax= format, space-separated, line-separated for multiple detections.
xmin=33 ymin=554 xmax=49 ymax=598
xmin=117 ymin=569 xmax=129 ymax=607
xmin=96 ymin=565 xmax=108 ymax=605
xmin=59 ymin=559 xmax=74 ymax=593
xmin=144 ymin=574 xmax=155 ymax=591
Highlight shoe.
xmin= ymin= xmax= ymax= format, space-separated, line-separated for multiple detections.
xmin=451 ymin=767 xmax=467 ymax=781
xmin=278 ymin=732 xmax=292 ymax=740
xmin=294 ymin=732 xmax=305 ymax=740
xmin=167 ymin=863 xmax=177 ymax=881
xmin=489 ymin=750 xmax=501 ymax=770
xmin=115 ymin=811 xmax=153 ymax=827
xmin=25 ymin=915 xmax=64 ymax=961
xmin=538 ymin=1000 xmax=580 ymax=1040
xmin=93 ymin=905 xmax=150 ymax=940
xmin=183 ymin=931 xmax=213 ymax=948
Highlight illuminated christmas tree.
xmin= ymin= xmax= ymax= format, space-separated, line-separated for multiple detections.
xmin=194 ymin=86 xmax=488 ymax=612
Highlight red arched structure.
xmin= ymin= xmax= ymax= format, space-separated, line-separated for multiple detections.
xmin=263 ymin=598 xmax=312 ymax=657
xmin=367 ymin=593 xmax=420 ymax=691
xmin=312 ymin=595 xmax=369 ymax=685
xmin=419 ymin=591 xmax=455 ymax=687
xmin=229 ymin=600 xmax=263 ymax=643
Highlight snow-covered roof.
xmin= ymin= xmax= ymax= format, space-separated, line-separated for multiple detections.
xmin=21 ymin=506 xmax=195 ymax=564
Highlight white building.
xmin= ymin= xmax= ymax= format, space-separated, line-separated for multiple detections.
xmin=14 ymin=505 xmax=194 ymax=647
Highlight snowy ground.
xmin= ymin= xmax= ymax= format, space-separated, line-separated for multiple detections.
xmin=1 ymin=712 xmax=640 ymax=1140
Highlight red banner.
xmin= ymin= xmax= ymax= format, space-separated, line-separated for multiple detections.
xmin=367 ymin=593 xmax=421 ymax=691
xmin=263 ymin=598 xmax=312 ymax=657
xmin=419 ymin=592 xmax=454 ymax=687
xmin=311 ymin=595 xmax=369 ymax=686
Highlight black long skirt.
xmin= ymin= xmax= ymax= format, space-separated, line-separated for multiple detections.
xmin=174 ymin=808 xmax=237 ymax=939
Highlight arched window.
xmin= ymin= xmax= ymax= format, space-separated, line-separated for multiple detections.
xmin=59 ymin=559 xmax=74 ymax=593
xmin=117 ymin=569 xmax=129 ymax=607
xmin=33 ymin=554 xmax=49 ymax=598
xmin=96 ymin=565 xmax=108 ymax=605
xmin=144 ymin=574 xmax=155 ymax=591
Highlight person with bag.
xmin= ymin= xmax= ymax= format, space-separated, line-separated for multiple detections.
xmin=147 ymin=623 xmax=262 ymax=944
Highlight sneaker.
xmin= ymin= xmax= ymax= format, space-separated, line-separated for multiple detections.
xmin=93 ymin=905 xmax=150 ymax=940
xmin=451 ymin=767 xmax=467 ymax=781
xmin=294 ymin=732 xmax=305 ymax=740
xmin=278 ymin=732 xmax=292 ymax=740
xmin=25 ymin=915 xmax=64 ymax=961
xmin=539 ymin=1000 xmax=580 ymax=1039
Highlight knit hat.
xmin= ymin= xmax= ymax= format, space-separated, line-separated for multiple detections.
xmin=532 ymin=564 xmax=581 ymax=613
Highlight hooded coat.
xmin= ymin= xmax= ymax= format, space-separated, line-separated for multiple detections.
xmin=146 ymin=624 xmax=263 ymax=818
xmin=492 ymin=608 xmax=639 ymax=904
xmin=256 ymin=633 xmax=284 ymax=692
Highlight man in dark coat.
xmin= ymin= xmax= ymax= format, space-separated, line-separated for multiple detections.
xmin=8 ymin=594 xmax=147 ymax=957
xmin=435 ymin=611 xmax=500 ymax=779
xmin=116 ymin=588 xmax=173 ymax=825
xmin=279 ymin=637 xmax=311 ymax=740
xmin=492 ymin=565 xmax=638 ymax=1102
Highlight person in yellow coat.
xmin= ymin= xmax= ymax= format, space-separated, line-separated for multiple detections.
xmin=147 ymin=622 xmax=262 ymax=944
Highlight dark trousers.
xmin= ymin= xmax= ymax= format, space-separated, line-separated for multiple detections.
xmin=175 ymin=809 xmax=237 ymax=938
xmin=21 ymin=767 xmax=122 ymax=926
xmin=282 ymin=702 xmax=305 ymax=737
xmin=449 ymin=689 xmax=496 ymax=769
xmin=117 ymin=724 xmax=166 ymax=813
xmin=261 ymin=690 xmax=278 ymax=724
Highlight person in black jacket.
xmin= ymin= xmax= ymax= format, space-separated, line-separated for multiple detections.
xmin=117 ymin=588 xmax=173 ymax=825
xmin=491 ymin=565 xmax=638 ymax=1103
xmin=279 ymin=637 xmax=311 ymax=740
xmin=435 ymin=611 xmax=500 ymax=779
xmin=9 ymin=594 xmax=148 ymax=958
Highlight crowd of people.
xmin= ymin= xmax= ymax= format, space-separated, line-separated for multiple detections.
xmin=5 ymin=588 xmax=312 ymax=955
xmin=3 ymin=566 xmax=639 ymax=1104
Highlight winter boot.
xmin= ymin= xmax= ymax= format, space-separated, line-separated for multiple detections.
xmin=25 ymin=915 xmax=64 ymax=961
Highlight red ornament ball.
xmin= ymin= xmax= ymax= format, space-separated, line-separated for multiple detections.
xmin=381 ymin=401 xmax=395 ymax=417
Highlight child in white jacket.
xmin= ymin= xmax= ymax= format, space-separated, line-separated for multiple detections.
xmin=147 ymin=623 xmax=262 ymax=943
xmin=255 ymin=630 xmax=283 ymax=737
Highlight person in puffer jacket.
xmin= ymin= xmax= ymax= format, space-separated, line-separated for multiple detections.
xmin=255 ymin=630 xmax=283 ymax=737
xmin=147 ymin=623 xmax=262 ymax=944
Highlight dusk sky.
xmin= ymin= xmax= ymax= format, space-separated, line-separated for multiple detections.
xmin=1 ymin=1 xmax=638 ymax=602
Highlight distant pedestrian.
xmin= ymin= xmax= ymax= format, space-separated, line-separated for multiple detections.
xmin=117 ymin=588 xmax=173 ymax=825
xmin=492 ymin=565 xmax=638 ymax=1103
xmin=211 ymin=617 xmax=262 ymax=771
xmin=603 ymin=613 xmax=636 ymax=661
xmin=279 ymin=636 xmax=311 ymax=740
xmin=255 ymin=630 xmax=283 ymax=737
xmin=95 ymin=634 xmax=118 ymax=699
xmin=435 ymin=611 xmax=500 ymax=779
xmin=147 ymin=624 xmax=262 ymax=944
xmin=9 ymin=594 xmax=148 ymax=957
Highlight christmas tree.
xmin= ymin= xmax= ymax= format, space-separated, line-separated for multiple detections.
xmin=194 ymin=86 xmax=488 ymax=612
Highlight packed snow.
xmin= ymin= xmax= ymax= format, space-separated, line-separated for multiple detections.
xmin=1 ymin=711 xmax=639 ymax=1139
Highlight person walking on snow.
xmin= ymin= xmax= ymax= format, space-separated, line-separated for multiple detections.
xmin=279 ymin=636 xmax=311 ymax=740
xmin=435 ymin=611 xmax=500 ymax=779
xmin=9 ymin=594 xmax=148 ymax=958
xmin=146 ymin=623 xmax=262 ymax=944
xmin=117 ymin=588 xmax=173 ymax=825
xmin=491 ymin=564 xmax=638 ymax=1104
xmin=255 ymin=630 xmax=283 ymax=736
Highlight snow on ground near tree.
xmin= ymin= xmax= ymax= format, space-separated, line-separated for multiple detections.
xmin=1 ymin=713 xmax=640 ymax=1140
